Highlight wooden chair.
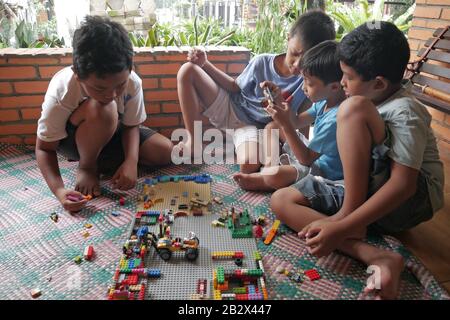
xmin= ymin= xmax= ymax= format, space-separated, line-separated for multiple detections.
xmin=406 ymin=26 xmax=450 ymax=114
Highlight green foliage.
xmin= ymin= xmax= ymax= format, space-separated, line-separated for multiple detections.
xmin=239 ymin=0 xmax=309 ymax=55
xmin=326 ymin=0 xmax=415 ymax=41
xmin=128 ymin=16 xmax=241 ymax=48
xmin=15 ymin=20 xmax=37 ymax=48
xmin=31 ymin=34 xmax=65 ymax=48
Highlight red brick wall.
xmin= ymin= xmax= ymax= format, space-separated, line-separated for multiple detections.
xmin=408 ymin=1 xmax=450 ymax=152
xmin=0 ymin=47 xmax=250 ymax=145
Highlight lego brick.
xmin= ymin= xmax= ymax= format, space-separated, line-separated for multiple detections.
xmin=30 ymin=288 xmax=41 ymax=298
xmin=304 ymin=269 xmax=321 ymax=281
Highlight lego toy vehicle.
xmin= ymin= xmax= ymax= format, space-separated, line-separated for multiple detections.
xmin=148 ymin=231 xmax=200 ymax=261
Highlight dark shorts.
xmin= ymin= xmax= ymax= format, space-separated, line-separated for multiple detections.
xmin=292 ymin=127 xmax=433 ymax=234
xmin=57 ymin=121 xmax=156 ymax=174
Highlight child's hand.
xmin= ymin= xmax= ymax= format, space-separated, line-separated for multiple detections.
xmin=111 ymin=161 xmax=137 ymax=191
xmin=260 ymin=81 xmax=284 ymax=106
xmin=56 ymin=188 xmax=87 ymax=213
xmin=187 ymin=47 xmax=207 ymax=67
xmin=298 ymin=219 xmax=347 ymax=257
xmin=266 ymin=102 xmax=295 ymax=129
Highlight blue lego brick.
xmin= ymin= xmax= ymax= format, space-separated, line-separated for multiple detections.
xmin=136 ymin=226 xmax=148 ymax=239
xmin=144 ymin=210 xmax=160 ymax=217
xmin=144 ymin=178 xmax=154 ymax=185
xmin=147 ymin=269 xmax=161 ymax=278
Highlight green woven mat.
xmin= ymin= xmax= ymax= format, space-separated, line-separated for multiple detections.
xmin=0 ymin=143 xmax=448 ymax=300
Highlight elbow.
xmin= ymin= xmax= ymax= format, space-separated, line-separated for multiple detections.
xmin=396 ymin=177 xmax=417 ymax=200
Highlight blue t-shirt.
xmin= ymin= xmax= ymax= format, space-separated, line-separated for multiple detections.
xmin=307 ymin=100 xmax=343 ymax=181
xmin=230 ymin=54 xmax=306 ymax=128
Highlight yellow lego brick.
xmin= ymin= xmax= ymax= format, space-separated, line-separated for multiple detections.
xmin=213 ymin=270 xmax=217 ymax=289
xmin=213 ymin=290 xmax=222 ymax=300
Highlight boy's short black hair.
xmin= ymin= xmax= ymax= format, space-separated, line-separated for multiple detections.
xmin=339 ymin=21 xmax=410 ymax=84
xmin=300 ymin=40 xmax=342 ymax=85
xmin=289 ymin=10 xmax=336 ymax=51
xmin=72 ymin=16 xmax=134 ymax=79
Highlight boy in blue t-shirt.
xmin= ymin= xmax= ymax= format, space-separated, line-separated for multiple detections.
xmin=175 ymin=10 xmax=335 ymax=173
xmin=234 ymin=41 xmax=346 ymax=191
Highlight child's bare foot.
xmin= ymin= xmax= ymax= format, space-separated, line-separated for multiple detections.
xmin=364 ymin=251 xmax=404 ymax=300
xmin=75 ymin=167 xmax=100 ymax=196
xmin=233 ymin=172 xmax=272 ymax=191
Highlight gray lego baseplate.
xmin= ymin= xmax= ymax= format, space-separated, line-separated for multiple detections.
xmin=143 ymin=212 xmax=259 ymax=300
xmin=109 ymin=176 xmax=263 ymax=300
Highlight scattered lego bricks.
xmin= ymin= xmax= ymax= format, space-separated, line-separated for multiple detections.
xmin=84 ymin=245 xmax=94 ymax=261
xmin=213 ymin=196 xmax=223 ymax=204
xmin=119 ymin=197 xmax=125 ymax=206
xmin=50 ymin=212 xmax=58 ymax=223
xmin=304 ymin=269 xmax=321 ymax=281
xmin=74 ymin=255 xmax=82 ymax=264
xmin=111 ymin=211 xmax=121 ymax=217
xmin=30 ymin=288 xmax=41 ymax=299
xmin=263 ymin=219 xmax=280 ymax=245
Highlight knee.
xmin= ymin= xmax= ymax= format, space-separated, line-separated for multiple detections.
xmin=86 ymin=99 xmax=118 ymax=126
xmin=337 ymin=96 xmax=373 ymax=124
xmin=177 ymin=62 xmax=198 ymax=84
xmin=264 ymin=121 xmax=279 ymax=131
xmin=160 ymin=140 xmax=174 ymax=165
xmin=270 ymin=189 xmax=290 ymax=220
xmin=143 ymin=134 xmax=174 ymax=166
xmin=155 ymin=137 xmax=174 ymax=165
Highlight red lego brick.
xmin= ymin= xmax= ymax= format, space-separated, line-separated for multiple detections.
xmin=127 ymin=274 xmax=139 ymax=285
xmin=304 ymin=269 xmax=320 ymax=281
xmin=84 ymin=245 xmax=94 ymax=261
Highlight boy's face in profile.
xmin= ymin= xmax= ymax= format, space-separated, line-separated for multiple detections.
xmin=340 ymin=61 xmax=380 ymax=100
xmin=75 ymin=69 xmax=130 ymax=105
xmin=285 ymin=34 xmax=305 ymax=76
xmin=302 ymin=73 xmax=339 ymax=103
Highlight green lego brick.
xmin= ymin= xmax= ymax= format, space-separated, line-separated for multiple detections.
xmin=254 ymin=251 xmax=262 ymax=261
xmin=231 ymin=226 xmax=253 ymax=238
xmin=217 ymin=267 xmax=225 ymax=284
xmin=233 ymin=287 xmax=247 ymax=294
xmin=148 ymin=216 xmax=157 ymax=225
